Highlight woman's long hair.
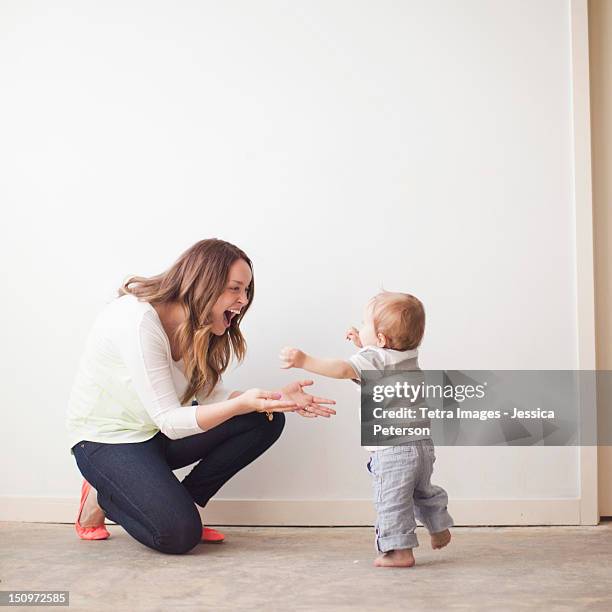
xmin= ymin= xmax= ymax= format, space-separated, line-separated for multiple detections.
xmin=118 ymin=239 xmax=253 ymax=403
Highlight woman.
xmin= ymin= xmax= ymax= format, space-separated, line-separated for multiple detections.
xmin=67 ymin=239 xmax=335 ymax=554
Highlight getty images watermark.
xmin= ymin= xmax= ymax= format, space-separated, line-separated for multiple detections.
xmin=360 ymin=370 xmax=609 ymax=446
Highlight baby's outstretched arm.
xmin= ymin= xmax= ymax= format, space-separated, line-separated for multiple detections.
xmin=280 ymin=347 xmax=357 ymax=380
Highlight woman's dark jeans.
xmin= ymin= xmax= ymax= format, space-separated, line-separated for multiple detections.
xmin=72 ymin=411 xmax=285 ymax=555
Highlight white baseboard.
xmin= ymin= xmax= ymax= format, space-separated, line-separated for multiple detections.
xmin=0 ymin=496 xmax=589 ymax=526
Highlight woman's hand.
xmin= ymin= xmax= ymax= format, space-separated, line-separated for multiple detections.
xmin=345 ymin=327 xmax=362 ymax=348
xmin=237 ymin=388 xmax=299 ymax=415
xmin=279 ymin=347 xmax=306 ymax=369
xmin=280 ymin=380 xmax=336 ymax=419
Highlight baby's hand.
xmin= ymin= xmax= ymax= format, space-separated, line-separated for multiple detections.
xmin=345 ymin=327 xmax=362 ymax=348
xmin=279 ymin=347 xmax=306 ymax=369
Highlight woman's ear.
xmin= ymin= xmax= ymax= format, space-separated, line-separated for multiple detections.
xmin=376 ymin=333 xmax=387 ymax=348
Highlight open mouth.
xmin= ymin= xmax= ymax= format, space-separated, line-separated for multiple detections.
xmin=223 ymin=308 xmax=241 ymax=327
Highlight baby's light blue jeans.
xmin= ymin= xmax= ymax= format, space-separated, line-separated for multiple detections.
xmin=368 ymin=439 xmax=453 ymax=552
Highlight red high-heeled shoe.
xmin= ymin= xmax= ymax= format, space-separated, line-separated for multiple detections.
xmin=75 ymin=480 xmax=110 ymax=540
xmin=202 ymin=526 xmax=225 ymax=542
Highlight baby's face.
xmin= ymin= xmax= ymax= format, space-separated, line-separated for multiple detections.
xmin=358 ymin=301 xmax=380 ymax=347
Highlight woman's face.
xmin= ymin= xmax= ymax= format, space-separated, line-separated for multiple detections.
xmin=210 ymin=258 xmax=253 ymax=335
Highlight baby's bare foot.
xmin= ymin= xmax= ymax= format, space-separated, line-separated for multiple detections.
xmin=79 ymin=486 xmax=106 ymax=528
xmin=374 ymin=549 xmax=415 ymax=568
xmin=431 ymin=529 xmax=451 ymax=550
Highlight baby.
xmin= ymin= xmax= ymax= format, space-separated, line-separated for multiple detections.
xmin=280 ymin=291 xmax=453 ymax=568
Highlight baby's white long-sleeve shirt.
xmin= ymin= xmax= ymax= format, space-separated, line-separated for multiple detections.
xmin=66 ymin=294 xmax=230 ymax=452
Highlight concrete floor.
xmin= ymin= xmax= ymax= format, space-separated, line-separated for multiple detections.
xmin=1 ymin=522 xmax=611 ymax=611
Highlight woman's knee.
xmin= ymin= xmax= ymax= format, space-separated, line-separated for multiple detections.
xmin=153 ymin=511 xmax=202 ymax=555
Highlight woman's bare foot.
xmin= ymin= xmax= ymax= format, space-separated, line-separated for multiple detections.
xmin=431 ymin=529 xmax=451 ymax=550
xmin=78 ymin=485 xmax=106 ymax=528
xmin=374 ymin=549 xmax=415 ymax=568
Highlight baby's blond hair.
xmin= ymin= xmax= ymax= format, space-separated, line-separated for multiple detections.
xmin=370 ymin=291 xmax=425 ymax=351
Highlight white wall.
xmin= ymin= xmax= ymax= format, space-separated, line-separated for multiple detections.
xmin=0 ymin=0 xmax=585 ymax=521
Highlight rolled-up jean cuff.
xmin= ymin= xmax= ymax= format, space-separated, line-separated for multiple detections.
xmin=377 ymin=532 xmax=419 ymax=552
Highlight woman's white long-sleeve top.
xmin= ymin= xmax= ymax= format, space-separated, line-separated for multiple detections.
xmin=66 ymin=294 xmax=229 ymax=452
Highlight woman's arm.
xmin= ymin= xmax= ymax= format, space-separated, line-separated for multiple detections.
xmin=228 ymin=384 xmax=336 ymax=418
xmin=116 ymin=310 xmax=295 ymax=439
xmin=194 ymin=390 xmax=297 ymax=431
xmin=195 ymin=396 xmax=250 ymax=431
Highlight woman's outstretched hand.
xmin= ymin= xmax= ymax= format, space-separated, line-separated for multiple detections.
xmin=239 ymin=388 xmax=299 ymax=415
xmin=280 ymin=380 xmax=336 ymax=419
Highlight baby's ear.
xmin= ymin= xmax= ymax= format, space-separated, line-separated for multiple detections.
xmin=376 ymin=333 xmax=387 ymax=348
